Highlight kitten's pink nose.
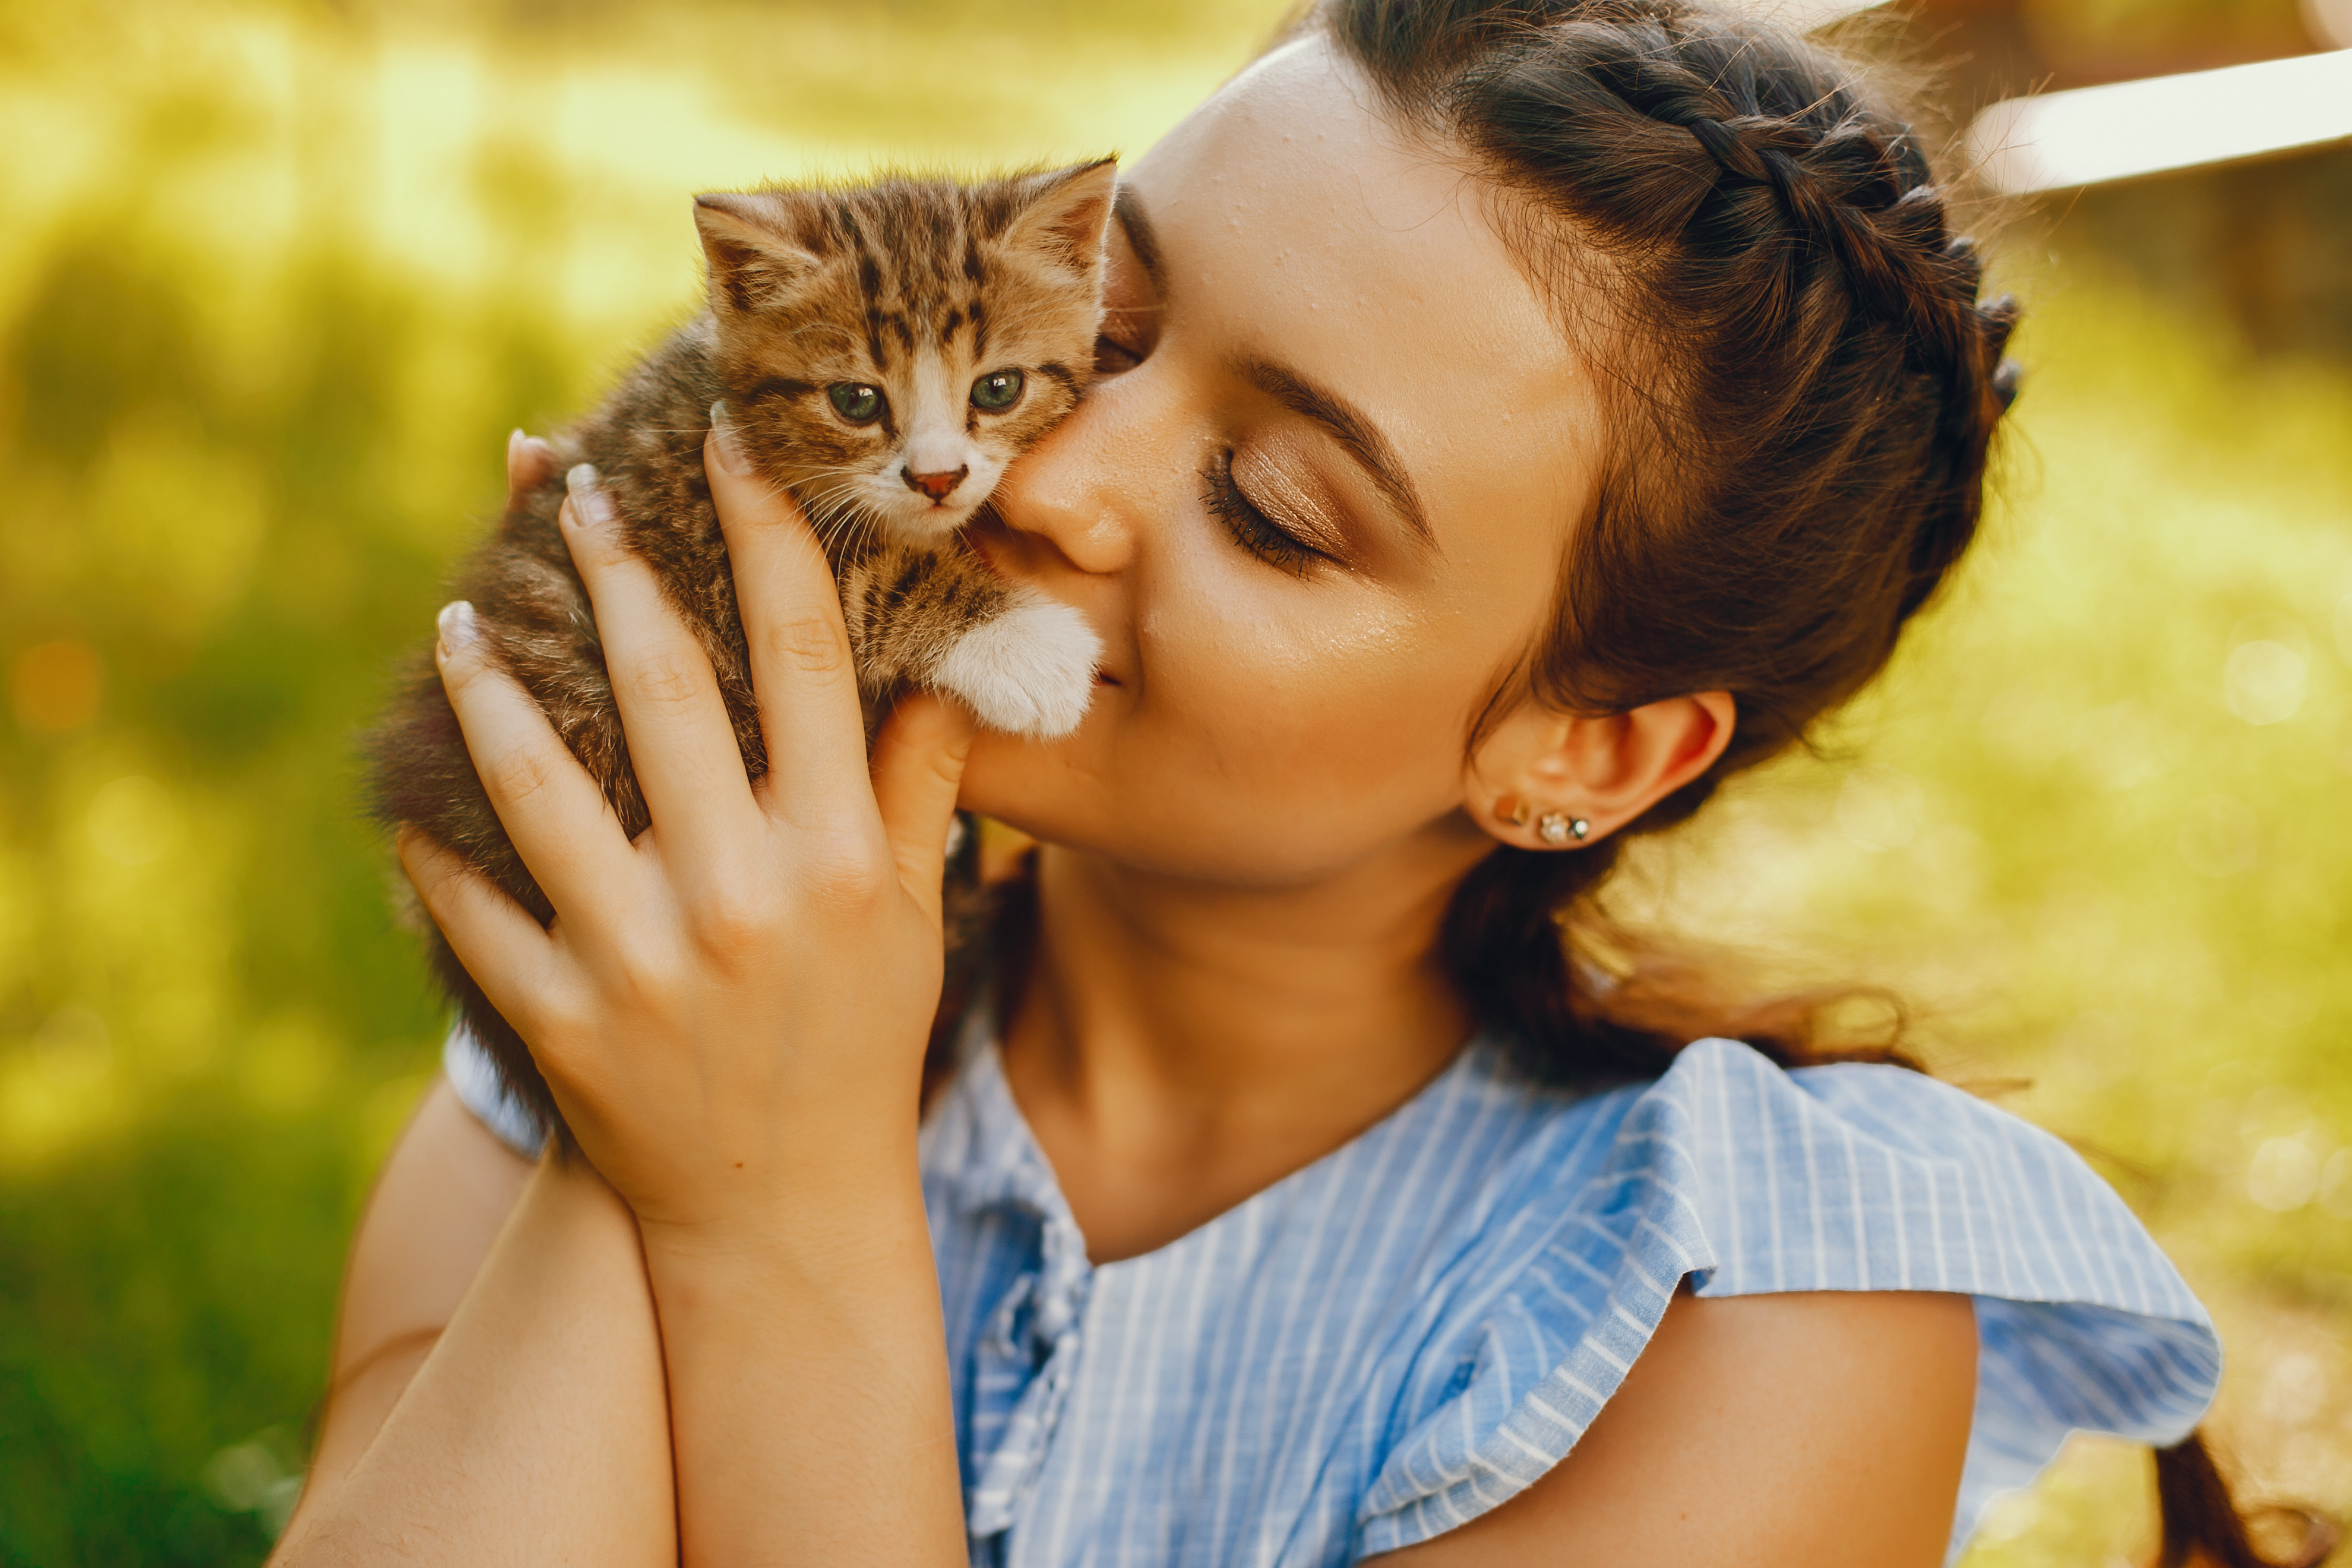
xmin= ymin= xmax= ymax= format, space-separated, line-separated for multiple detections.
xmin=903 ymin=465 xmax=969 ymax=504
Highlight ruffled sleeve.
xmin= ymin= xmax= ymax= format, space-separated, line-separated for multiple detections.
xmin=1353 ymin=1036 xmax=2218 ymax=1563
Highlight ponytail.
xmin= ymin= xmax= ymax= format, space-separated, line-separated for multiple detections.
xmin=2154 ymin=1433 xmax=2339 ymax=1568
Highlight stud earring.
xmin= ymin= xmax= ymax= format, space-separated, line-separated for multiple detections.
xmin=1536 ymin=813 xmax=1591 ymax=846
xmin=1494 ymin=794 xmax=1533 ymax=829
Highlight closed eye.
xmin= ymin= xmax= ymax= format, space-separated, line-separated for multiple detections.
xmin=1093 ymin=305 xmax=1153 ymax=377
xmin=1094 ymin=329 xmax=1143 ymax=377
xmin=1203 ymin=450 xmax=1330 ymax=578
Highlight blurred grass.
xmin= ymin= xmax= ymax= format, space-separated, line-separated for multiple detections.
xmin=0 ymin=1 xmax=1287 ymax=1559
xmin=0 ymin=1 xmax=2346 ymax=1563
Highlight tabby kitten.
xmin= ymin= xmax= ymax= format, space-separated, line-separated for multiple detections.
xmin=367 ymin=159 xmax=1117 ymax=1147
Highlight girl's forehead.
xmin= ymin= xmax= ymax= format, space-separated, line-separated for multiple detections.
xmin=1128 ymin=34 xmax=1599 ymax=563
xmin=1136 ymin=37 xmax=1488 ymax=258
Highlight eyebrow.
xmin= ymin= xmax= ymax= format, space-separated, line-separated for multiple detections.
xmin=1112 ymin=185 xmax=1165 ymax=298
xmin=1235 ymin=357 xmax=1436 ymax=552
xmin=1118 ymin=186 xmax=1435 ymax=554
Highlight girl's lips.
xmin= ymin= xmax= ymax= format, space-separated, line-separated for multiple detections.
xmin=966 ymin=506 xmax=1127 ymax=688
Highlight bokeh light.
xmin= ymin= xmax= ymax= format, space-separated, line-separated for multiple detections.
xmin=10 ymin=640 xmax=103 ymax=732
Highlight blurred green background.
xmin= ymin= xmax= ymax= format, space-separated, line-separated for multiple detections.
xmin=0 ymin=1 xmax=2344 ymax=1563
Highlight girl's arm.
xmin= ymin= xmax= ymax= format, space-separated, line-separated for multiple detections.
xmin=290 ymin=1080 xmax=536 ymax=1523
xmin=274 ymin=1088 xmax=675 ymax=1564
xmin=1366 ymin=1288 xmax=1978 ymax=1567
xmin=337 ymin=417 xmax=970 ymax=1566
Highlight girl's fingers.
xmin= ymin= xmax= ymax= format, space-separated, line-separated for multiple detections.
xmin=505 ymin=429 xmax=558 ymax=511
xmin=397 ymin=826 xmax=568 ymax=1036
xmin=435 ymin=600 xmax=630 ymax=916
xmin=868 ymin=693 xmax=976 ymax=929
xmin=556 ymin=467 xmax=761 ymax=858
xmin=703 ymin=406 xmax=873 ymax=823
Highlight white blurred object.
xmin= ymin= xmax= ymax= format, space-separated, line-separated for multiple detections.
xmin=2225 ymin=639 xmax=2309 ymax=725
xmin=1713 ymin=0 xmax=1888 ymax=30
xmin=1968 ymin=50 xmax=2352 ymax=194
xmin=2303 ymin=0 xmax=2352 ymax=50
xmin=2248 ymin=1136 xmax=2322 ymax=1212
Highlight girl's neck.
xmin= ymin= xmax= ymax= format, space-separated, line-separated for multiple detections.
xmin=998 ymin=834 xmax=1482 ymax=1263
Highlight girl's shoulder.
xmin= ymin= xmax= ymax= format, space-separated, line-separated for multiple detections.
xmin=1357 ymin=1036 xmax=2219 ymax=1561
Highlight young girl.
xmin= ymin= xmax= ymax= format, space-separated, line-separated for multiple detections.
xmin=277 ymin=2 xmax=2306 ymax=1563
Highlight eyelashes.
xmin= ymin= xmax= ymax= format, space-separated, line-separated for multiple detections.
xmin=1089 ymin=286 xmax=1332 ymax=580
xmin=1203 ymin=450 xmax=1329 ymax=577
xmin=1090 ymin=274 xmax=1324 ymax=580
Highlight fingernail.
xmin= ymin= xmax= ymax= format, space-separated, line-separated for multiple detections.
xmin=710 ymin=402 xmax=751 ymax=475
xmin=565 ymin=463 xmax=614 ymax=526
xmin=437 ymin=599 xmax=479 ymax=653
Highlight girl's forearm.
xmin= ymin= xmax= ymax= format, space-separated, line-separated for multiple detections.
xmin=644 ymin=1144 xmax=968 ymax=1567
xmin=274 ymin=1156 xmax=675 ymax=1567
xmin=384 ymin=426 xmax=976 ymax=1562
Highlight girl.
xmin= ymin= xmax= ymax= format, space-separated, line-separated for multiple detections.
xmin=279 ymin=2 xmax=2303 ymax=1563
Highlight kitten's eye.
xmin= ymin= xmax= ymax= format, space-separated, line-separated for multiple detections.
xmin=828 ymin=383 xmax=885 ymax=425
xmin=969 ymin=369 xmax=1025 ymax=412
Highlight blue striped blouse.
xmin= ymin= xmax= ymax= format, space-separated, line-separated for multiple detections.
xmin=445 ymin=1025 xmax=2219 ymax=1564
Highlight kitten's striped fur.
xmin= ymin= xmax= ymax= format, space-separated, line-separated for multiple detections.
xmin=366 ymin=160 xmax=1117 ymax=1145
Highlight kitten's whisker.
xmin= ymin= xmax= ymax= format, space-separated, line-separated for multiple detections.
xmin=795 ymin=481 xmax=879 ymax=552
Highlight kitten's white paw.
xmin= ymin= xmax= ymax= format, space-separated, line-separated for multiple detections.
xmin=931 ymin=590 xmax=1101 ymax=738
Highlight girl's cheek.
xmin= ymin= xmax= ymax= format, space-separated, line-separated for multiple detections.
xmin=1154 ymin=570 xmax=1425 ymax=680
xmin=1200 ymin=647 xmax=1443 ymax=785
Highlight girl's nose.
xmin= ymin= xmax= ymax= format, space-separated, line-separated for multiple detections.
xmin=993 ymin=399 xmax=1149 ymax=577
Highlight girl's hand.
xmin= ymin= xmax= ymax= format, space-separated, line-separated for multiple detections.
xmin=399 ymin=410 xmax=976 ymax=1249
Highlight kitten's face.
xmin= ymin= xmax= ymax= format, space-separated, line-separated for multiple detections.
xmin=694 ymin=163 xmax=1115 ymax=546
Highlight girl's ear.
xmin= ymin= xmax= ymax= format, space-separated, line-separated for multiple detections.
xmin=1465 ymin=691 xmax=1735 ymax=850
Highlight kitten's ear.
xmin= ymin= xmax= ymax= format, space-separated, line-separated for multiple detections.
xmin=694 ymin=191 xmax=827 ymax=315
xmin=998 ymin=157 xmax=1119 ymax=280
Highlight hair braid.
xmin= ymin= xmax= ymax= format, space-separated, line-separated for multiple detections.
xmin=1311 ymin=2 xmax=2328 ymax=1558
xmin=1560 ymin=14 xmax=2015 ymax=415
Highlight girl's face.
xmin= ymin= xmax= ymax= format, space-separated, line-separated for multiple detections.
xmin=960 ymin=35 xmax=1603 ymax=887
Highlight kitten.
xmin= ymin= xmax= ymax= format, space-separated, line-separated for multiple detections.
xmin=366 ymin=159 xmax=1117 ymax=1148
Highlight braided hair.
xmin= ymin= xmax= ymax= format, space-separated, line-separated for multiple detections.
xmin=1308 ymin=2 xmax=2333 ymax=1561
xmin=1301 ymin=0 xmax=2019 ymax=1080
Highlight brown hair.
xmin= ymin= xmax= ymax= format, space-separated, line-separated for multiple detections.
xmin=1304 ymin=2 xmax=2331 ymax=1562
xmin=930 ymin=1 xmax=2329 ymax=1557
xmin=1309 ymin=0 xmax=2016 ymax=1079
